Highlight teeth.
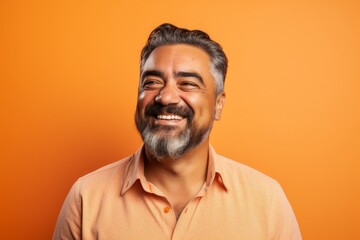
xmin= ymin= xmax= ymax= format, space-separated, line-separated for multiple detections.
xmin=157 ymin=115 xmax=183 ymax=120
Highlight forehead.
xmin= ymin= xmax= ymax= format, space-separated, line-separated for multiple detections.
xmin=142 ymin=44 xmax=212 ymax=74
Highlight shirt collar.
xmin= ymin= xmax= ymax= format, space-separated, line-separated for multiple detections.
xmin=120 ymin=147 xmax=147 ymax=195
xmin=206 ymin=145 xmax=228 ymax=192
xmin=121 ymin=145 xmax=228 ymax=195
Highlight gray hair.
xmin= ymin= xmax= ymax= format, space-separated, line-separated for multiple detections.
xmin=140 ymin=23 xmax=228 ymax=95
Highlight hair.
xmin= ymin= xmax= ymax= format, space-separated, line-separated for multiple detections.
xmin=140 ymin=23 xmax=228 ymax=95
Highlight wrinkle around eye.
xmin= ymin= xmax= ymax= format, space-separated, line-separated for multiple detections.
xmin=178 ymin=81 xmax=201 ymax=91
xmin=141 ymin=79 xmax=164 ymax=90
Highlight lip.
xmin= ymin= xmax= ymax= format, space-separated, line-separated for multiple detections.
xmin=152 ymin=114 xmax=187 ymax=127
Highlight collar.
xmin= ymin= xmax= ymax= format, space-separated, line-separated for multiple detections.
xmin=121 ymin=145 xmax=228 ymax=196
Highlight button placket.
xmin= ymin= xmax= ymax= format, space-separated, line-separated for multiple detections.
xmin=172 ymin=197 xmax=203 ymax=240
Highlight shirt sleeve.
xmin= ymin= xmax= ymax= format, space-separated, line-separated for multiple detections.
xmin=272 ymin=182 xmax=302 ymax=240
xmin=53 ymin=181 xmax=82 ymax=240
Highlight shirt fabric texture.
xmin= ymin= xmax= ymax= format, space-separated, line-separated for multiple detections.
xmin=53 ymin=145 xmax=302 ymax=240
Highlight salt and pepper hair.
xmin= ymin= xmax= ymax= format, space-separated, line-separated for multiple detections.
xmin=140 ymin=23 xmax=228 ymax=95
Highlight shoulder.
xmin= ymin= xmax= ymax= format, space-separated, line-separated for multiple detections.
xmin=215 ymin=153 xmax=280 ymax=194
xmin=78 ymin=157 xmax=130 ymax=181
xmin=215 ymin=153 xmax=291 ymax=217
xmin=216 ymin=154 xmax=277 ymax=183
xmin=214 ymin=153 xmax=302 ymax=239
xmin=74 ymin=155 xmax=132 ymax=194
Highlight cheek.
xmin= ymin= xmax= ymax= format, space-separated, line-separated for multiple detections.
xmin=185 ymin=94 xmax=215 ymax=122
xmin=138 ymin=91 xmax=147 ymax=103
xmin=137 ymin=91 xmax=155 ymax=113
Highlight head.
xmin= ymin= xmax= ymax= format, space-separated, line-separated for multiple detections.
xmin=135 ymin=23 xmax=228 ymax=160
xmin=140 ymin=23 xmax=228 ymax=95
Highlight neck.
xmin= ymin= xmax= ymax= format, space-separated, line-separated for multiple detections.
xmin=144 ymin=139 xmax=209 ymax=182
xmin=143 ymin=140 xmax=210 ymax=218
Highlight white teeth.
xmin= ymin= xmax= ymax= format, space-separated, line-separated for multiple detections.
xmin=157 ymin=115 xmax=183 ymax=120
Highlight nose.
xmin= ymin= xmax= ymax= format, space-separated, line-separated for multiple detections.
xmin=155 ymin=82 xmax=180 ymax=105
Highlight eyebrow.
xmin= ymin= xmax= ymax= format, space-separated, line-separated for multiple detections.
xmin=175 ymin=71 xmax=204 ymax=85
xmin=141 ymin=70 xmax=164 ymax=82
xmin=141 ymin=70 xmax=205 ymax=85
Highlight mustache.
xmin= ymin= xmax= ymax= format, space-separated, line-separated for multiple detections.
xmin=144 ymin=102 xmax=193 ymax=119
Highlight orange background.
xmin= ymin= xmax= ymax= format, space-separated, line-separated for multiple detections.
xmin=1 ymin=0 xmax=359 ymax=239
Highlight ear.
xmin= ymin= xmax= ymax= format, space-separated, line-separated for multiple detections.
xmin=214 ymin=92 xmax=226 ymax=121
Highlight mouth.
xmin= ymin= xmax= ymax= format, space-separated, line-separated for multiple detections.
xmin=143 ymin=103 xmax=192 ymax=127
xmin=153 ymin=114 xmax=187 ymax=129
xmin=156 ymin=114 xmax=184 ymax=120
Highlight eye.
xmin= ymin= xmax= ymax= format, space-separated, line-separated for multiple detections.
xmin=178 ymin=81 xmax=200 ymax=90
xmin=142 ymin=79 xmax=163 ymax=90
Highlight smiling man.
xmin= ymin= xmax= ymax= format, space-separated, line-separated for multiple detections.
xmin=53 ymin=23 xmax=302 ymax=239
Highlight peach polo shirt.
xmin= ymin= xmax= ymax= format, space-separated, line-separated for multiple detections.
xmin=53 ymin=146 xmax=301 ymax=240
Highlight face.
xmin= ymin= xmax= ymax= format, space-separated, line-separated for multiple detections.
xmin=135 ymin=44 xmax=225 ymax=160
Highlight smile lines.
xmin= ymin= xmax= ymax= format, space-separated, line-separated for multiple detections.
xmin=157 ymin=114 xmax=184 ymax=120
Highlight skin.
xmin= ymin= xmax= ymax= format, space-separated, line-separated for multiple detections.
xmin=136 ymin=44 xmax=225 ymax=219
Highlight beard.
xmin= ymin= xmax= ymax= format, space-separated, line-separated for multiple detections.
xmin=135 ymin=102 xmax=213 ymax=160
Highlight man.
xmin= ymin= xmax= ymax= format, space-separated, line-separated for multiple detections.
xmin=53 ymin=23 xmax=302 ymax=239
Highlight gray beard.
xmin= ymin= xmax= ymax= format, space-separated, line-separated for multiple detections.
xmin=141 ymin=126 xmax=192 ymax=160
xmin=136 ymin=119 xmax=212 ymax=161
xmin=135 ymin=102 xmax=215 ymax=161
